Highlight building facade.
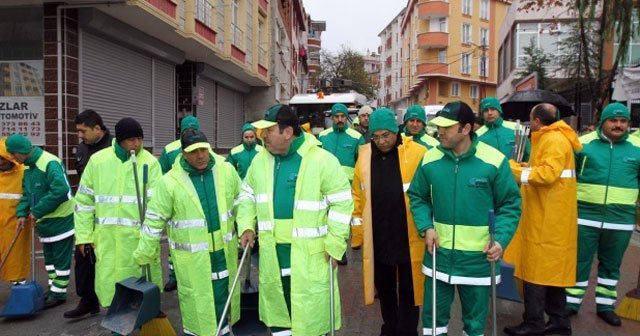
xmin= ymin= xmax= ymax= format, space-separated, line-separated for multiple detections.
xmin=400 ymin=0 xmax=508 ymax=112
xmin=0 ymin=0 xmax=320 ymax=182
xmin=378 ymin=8 xmax=406 ymax=111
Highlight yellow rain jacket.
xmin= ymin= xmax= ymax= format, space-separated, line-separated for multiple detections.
xmin=0 ymin=137 xmax=30 ymax=281
xmin=352 ymin=137 xmax=427 ymax=305
xmin=504 ymin=121 xmax=582 ymax=287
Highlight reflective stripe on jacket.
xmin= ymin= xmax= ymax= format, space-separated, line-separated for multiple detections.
xmin=237 ymin=135 xmax=353 ymax=335
xmin=576 ymin=130 xmax=640 ymax=230
xmin=505 ymin=121 xmax=582 ymax=287
xmin=409 ymin=138 xmax=521 ymax=285
xmin=17 ymin=147 xmax=74 ymax=239
xmin=74 ymin=144 xmax=163 ymax=306
xmin=134 ymin=153 xmax=241 ymax=335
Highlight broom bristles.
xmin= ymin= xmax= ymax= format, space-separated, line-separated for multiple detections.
xmin=140 ymin=317 xmax=177 ymax=336
xmin=616 ymin=288 xmax=640 ymax=322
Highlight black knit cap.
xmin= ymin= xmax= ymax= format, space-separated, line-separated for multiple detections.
xmin=181 ymin=129 xmax=210 ymax=152
xmin=115 ymin=117 xmax=144 ymax=143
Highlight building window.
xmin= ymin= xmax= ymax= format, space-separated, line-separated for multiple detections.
xmin=439 ymin=80 xmax=449 ymax=96
xmin=516 ymin=22 xmax=570 ymax=68
xmin=470 ymin=84 xmax=479 ymax=99
xmin=462 ymin=24 xmax=472 ymax=44
xmin=461 ymin=53 xmax=471 ymax=74
xmin=438 ymin=49 xmax=447 ymax=63
xmin=439 ymin=17 xmax=447 ymax=32
xmin=462 ymin=0 xmax=473 ymax=16
xmin=215 ymin=0 xmax=225 ymax=38
xmin=480 ymin=28 xmax=489 ymax=46
xmin=451 ymin=82 xmax=460 ymax=97
xmin=195 ymin=0 xmax=212 ymax=26
xmin=615 ymin=17 xmax=640 ymax=65
xmin=231 ymin=0 xmax=243 ymax=47
xmin=480 ymin=0 xmax=489 ymax=20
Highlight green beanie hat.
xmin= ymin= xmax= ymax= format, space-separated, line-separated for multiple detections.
xmin=599 ymin=102 xmax=630 ymax=124
xmin=331 ymin=103 xmax=348 ymax=116
xmin=480 ymin=96 xmax=502 ymax=114
xmin=6 ymin=133 xmax=33 ymax=154
xmin=369 ymin=108 xmax=399 ymax=136
xmin=180 ymin=116 xmax=200 ymax=134
xmin=403 ymin=105 xmax=426 ymax=124
xmin=241 ymin=122 xmax=256 ymax=135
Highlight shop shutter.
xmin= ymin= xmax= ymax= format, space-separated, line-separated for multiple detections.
xmin=216 ymin=85 xmax=244 ymax=149
xmin=153 ymin=59 xmax=176 ymax=153
xmin=80 ymin=31 xmax=153 ymax=145
xmin=198 ymin=77 xmax=216 ymax=144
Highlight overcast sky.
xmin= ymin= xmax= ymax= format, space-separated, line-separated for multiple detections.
xmin=302 ymin=0 xmax=407 ymax=55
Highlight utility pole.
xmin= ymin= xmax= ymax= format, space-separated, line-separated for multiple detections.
xmin=480 ymin=37 xmax=487 ymax=105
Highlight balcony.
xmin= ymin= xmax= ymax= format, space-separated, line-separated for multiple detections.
xmin=417 ymin=62 xmax=449 ymax=76
xmin=417 ymin=32 xmax=448 ymax=49
xmin=418 ymin=0 xmax=450 ymax=19
xmin=308 ymin=37 xmax=321 ymax=48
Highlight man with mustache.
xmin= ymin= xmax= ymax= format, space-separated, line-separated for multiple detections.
xmin=319 ymin=103 xmax=365 ymax=257
xmin=564 ymin=103 xmax=640 ymax=327
xmin=402 ymin=105 xmax=440 ymax=150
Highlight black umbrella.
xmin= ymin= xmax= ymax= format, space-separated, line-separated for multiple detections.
xmin=500 ymin=89 xmax=574 ymax=121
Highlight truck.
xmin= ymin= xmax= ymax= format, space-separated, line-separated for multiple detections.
xmin=289 ymin=91 xmax=368 ymax=134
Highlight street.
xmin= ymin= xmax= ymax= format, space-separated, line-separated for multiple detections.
xmin=1 ymin=232 xmax=639 ymax=336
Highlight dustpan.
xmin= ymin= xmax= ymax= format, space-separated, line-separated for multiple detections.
xmin=1 ymin=224 xmax=44 ymax=317
xmin=101 ymin=265 xmax=160 ymax=335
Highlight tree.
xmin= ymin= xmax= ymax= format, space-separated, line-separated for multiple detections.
xmin=521 ymin=0 xmax=640 ymax=120
xmin=320 ymin=46 xmax=377 ymax=99
xmin=516 ymin=39 xmax=551 ymax=89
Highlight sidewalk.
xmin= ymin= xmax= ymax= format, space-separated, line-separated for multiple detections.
xmin=1 ymin=232 xmax=639 ymax=335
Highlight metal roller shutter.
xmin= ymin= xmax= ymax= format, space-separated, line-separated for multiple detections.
xmin=153 ymin=59 xmax=176 ymax=153
xmin=80 ymin=31 xmax=153 ymax=145
xmin=216 ymin=85 xmax=244 ymax=149
xmin=198 ymin=78 xmax=216 ymax=144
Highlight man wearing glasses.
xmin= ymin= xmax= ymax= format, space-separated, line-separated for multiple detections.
xmin=352 ymin=108 xmax=427 ymax=335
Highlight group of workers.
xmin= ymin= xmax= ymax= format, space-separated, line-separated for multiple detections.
xmin=0 ymin=95 xmax=638 ymax=336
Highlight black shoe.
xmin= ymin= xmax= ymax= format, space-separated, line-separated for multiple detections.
xmin=597 ymin=311 xmax=621 ymax=327
xmin=545 ymin=321 xmax=572 ymax=335
xmin=337 ymin=254 xmax=348 ymax=266
xmin=567 ymin=309 xmax=578 ymax=316
xmin=63 ymin=301 xmax=100 ymax=318
xmin=43 ymin=298 xmax=66 ymax=310
xmin=163 ymin=279 xmax=177 ymax=292
xmin=503 ymin=323 xmax=545 ymax=336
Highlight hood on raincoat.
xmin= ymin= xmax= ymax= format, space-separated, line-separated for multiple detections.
xmin=0 ymin=137 xmax=20 ymax=165
xmin=535 ymin=120 xmax=582 ymax=152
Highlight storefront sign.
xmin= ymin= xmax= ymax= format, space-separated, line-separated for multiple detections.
xmin=0 ymin=97 xmax=44 ymax=144
xmin=0 ymin=60 xmax=45 ymax=145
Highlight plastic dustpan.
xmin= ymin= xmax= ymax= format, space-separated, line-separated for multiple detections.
xmin=101 ymin=266 xmax=160 ymax=335
xmin=1 ymin=223 xmax=44 ymax=318
xmin=1 ymin=281 xmax=45 ymax=317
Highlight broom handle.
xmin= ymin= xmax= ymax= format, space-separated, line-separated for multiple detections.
xmin=489 ymin=209 xmax=497 ymax=336
xmin=0 ymin=225 xmax=24 ymax=272
xmin=216 ymin=245 xmax=250 ymax=336
xmin=31 ymin=193 xmax=36 ymax=283
xmin=130 ymin=150 xmax=144 ymax=222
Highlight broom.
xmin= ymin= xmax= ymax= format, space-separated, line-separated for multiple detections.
xmin=616 ymin=266 xmax=640 ymax=321
xmin=131 ymin=158 xmax=176 ymax=336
